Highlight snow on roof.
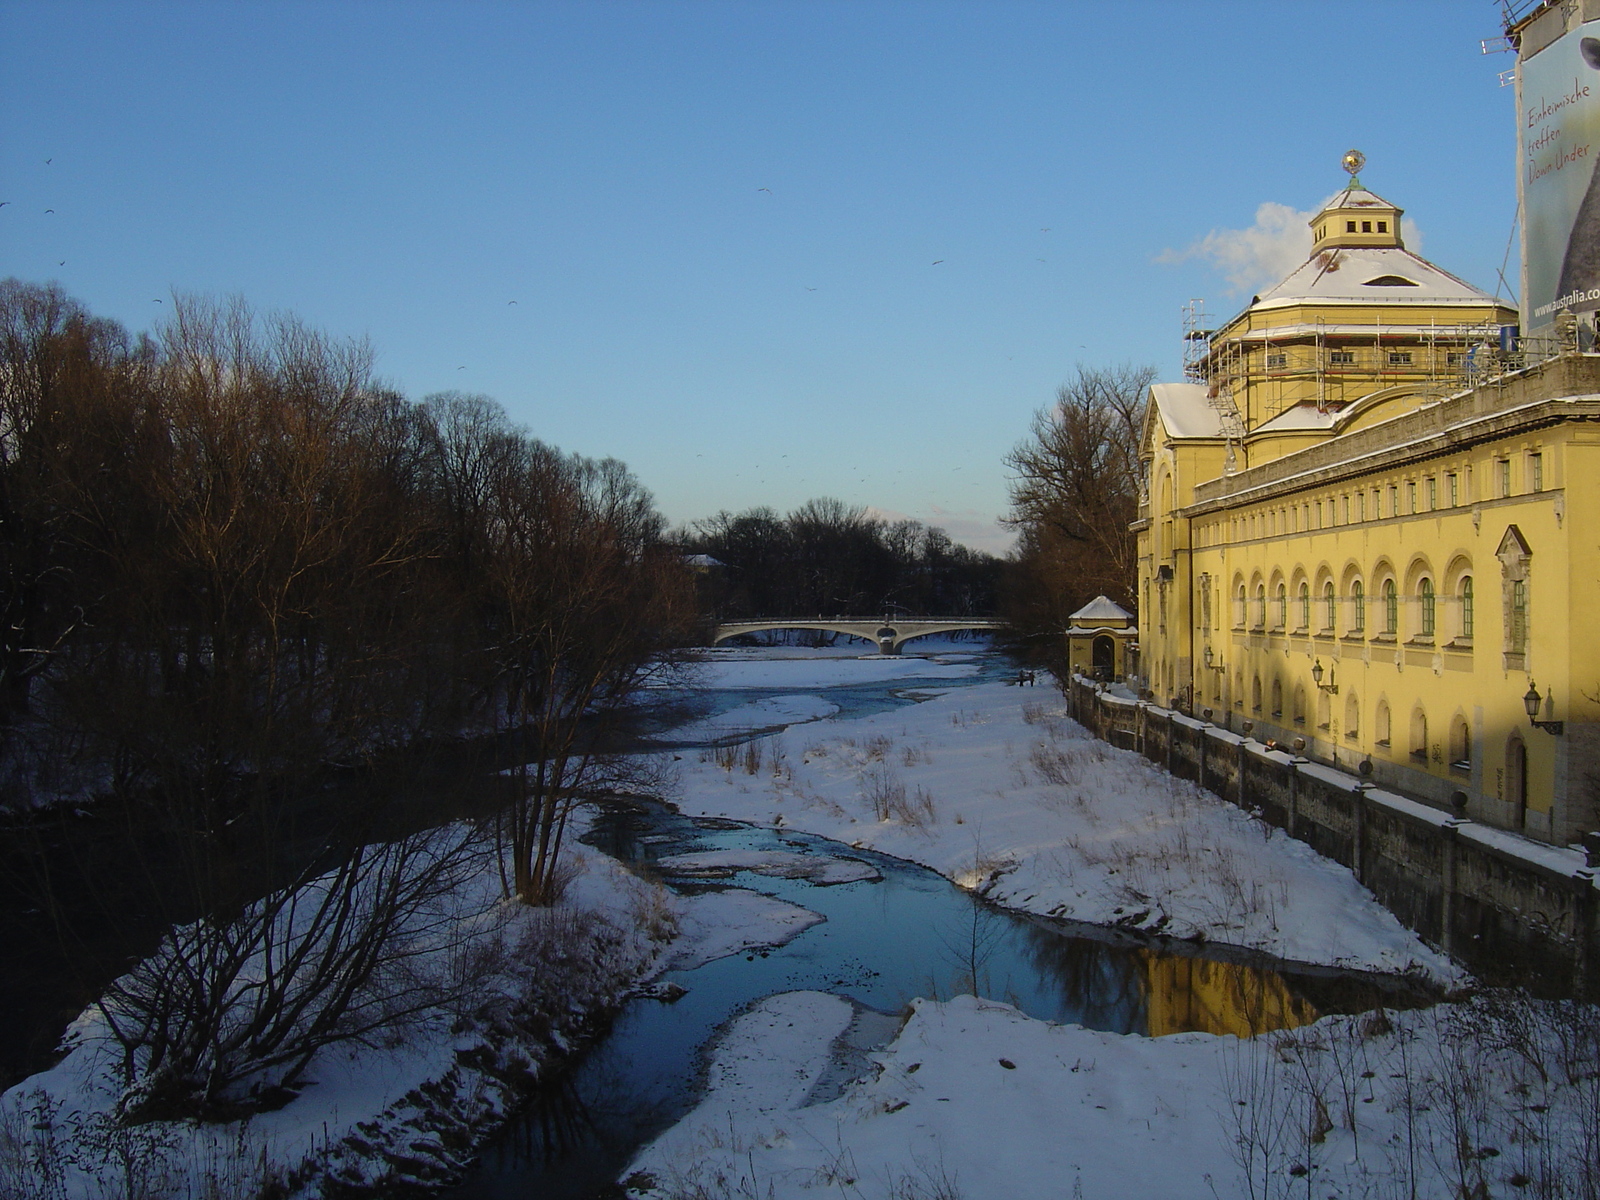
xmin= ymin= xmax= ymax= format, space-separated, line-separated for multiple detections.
xmin=1316 ymin=185 xmax=1400 ymax=213
xmin=1069 ymin=595 xmax=1133 ymax=622
xmin=684 ymin=553 xmax=725 ymax=568
xmin=1254 ymin=246 xmax=1497 ymax=307
xmin=1148 ymin=382 xmax=1225 ymax=439
xmin=1250 ymin=403 xmax=1340 ymax=434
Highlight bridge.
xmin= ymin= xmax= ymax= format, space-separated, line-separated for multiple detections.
xmin=711 ymin=616 xmax=1002 ymax=655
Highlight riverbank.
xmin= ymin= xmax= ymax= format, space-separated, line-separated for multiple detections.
xmin=664 ymin=655 xmax=1464 ymax=984
xmin=0 ymin=818 xmax=825 ymax=1199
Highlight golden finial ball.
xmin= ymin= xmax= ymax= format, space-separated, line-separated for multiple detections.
xmin=1341 ymin=149 xmax=1366 ymax=179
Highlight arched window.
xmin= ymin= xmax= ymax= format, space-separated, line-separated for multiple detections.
xmin=1419 ymin=578 xmax=1435 ymax=638
xmin=1506 ymin=735 xmax=1527 ymax=828
xmin=1459 ymin=576 xmax=1474 ymax=640
xmin=1383 ymin=579 xmax=1399 ymax=634
xmin=1293 ymin=684 xmax=1307 ymax=726
xmin=1251 ymin=675 xmax=1262 ymax=712
xmin=1323 ymin=581 xmax=1336 ymax=632
xmin=1254 ymin=584 xmax=1266 ymax=629
xmin=1270 ymin=678 xmax=1283 ymax=717
xmin=1450 ymin=717 xmax=1471 ymax=772
xmin=1344 ymin=691 xmax=1360 ymax=739
xmin=1410 ymin=707 xmax=1429 ymax=763
xmin=1375 ymin=699 xmax=1392 ymax=747
xmin=1298 ymin=582 xmax=1311 ymax=630
xmin=1235 ymin=584 xmax=1247 ymax=628
xmin=1511 ymin=579 xmax=1528 ymax=652
xmin=1352 ymin=580 xmax=1366 ymax=633
xmin=1275 ymin=583 xmax=1287 ymax=630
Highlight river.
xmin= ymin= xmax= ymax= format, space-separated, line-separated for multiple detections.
xmin=446 ymin=642 xmax=1432 ymax=1200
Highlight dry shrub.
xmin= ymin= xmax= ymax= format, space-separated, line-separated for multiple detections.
xmin=1030 ymin=742 xmax=1074 ymax=786
xmin=859 ymin=763 xmax=937 ymax=827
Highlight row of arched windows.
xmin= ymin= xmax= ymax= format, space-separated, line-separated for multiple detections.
xmin=1221 ymin=559 xmax=1484 ymax=645
xmin=1230 ymin=680 xmax=1475 ymax=770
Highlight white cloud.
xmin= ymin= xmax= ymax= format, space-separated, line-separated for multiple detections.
xmin=1158 ymin=201 xmax=1315 ymax=296
xmin=1160 ymin=199 xmax=1426 ymax=298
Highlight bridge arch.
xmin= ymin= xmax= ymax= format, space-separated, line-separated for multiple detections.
xmin=711 ymin=618 xmax=1000 ymax=655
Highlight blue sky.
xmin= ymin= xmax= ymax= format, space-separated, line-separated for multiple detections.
xmin=0 ymin=1 xmax=1520 ymax=553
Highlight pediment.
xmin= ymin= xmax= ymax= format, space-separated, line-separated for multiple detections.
xmin=1496 ymin=524 xmax=1531 ymax=578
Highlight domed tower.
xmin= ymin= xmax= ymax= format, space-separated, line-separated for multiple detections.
xmin=1183 ymin=152 xmax=1515 ymax=454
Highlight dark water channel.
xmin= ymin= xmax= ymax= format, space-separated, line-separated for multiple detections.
xmin=447 ymin=648 xmax=1435 ymax=1200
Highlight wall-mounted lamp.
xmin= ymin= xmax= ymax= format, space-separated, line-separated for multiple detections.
xmin=1202 ymin=645 xmax=1226 ymax=672
xmin=1311 ymin=658 xmax=1339 ymax=694
xmin=1523 ymin=680 xmax=1565 ymax=734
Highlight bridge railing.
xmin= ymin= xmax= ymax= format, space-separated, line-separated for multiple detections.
xmin=715 ymin=616 xmax=999 ymax=625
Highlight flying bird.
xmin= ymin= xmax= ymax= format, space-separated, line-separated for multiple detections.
xmin=58 ymin=261 xmax=65 ymax=266
xmin=508 ymin=300 xmax=518 ymax=305
xmin=152 ymin=299 xmax=162 ymax=303
xmin=0 ymin=202 xmax=9 ymax=208
xmin=457 ymin=365 xmax=466 ymax=370
xmin=1040 ymin=227 xmax=1051 ymax=232
xmin=757 ymin=187 xmax=772 ymax=193
xmin=44 ymin=209 xmax=54 ymax=214
xmin=805 ymin=286 xmax=817 ymax=291
xmin=44 ymin=158 xmax=52 ymax=165
xmin=931 ymin=260 xmax=944 ymax=265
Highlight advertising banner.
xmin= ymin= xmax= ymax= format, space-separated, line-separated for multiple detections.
xmin=1521 ymin=20 xmax=1600 ymax=328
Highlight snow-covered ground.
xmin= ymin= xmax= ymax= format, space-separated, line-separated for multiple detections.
xmin=665 ymin=666 xmax=1462 ymax=984
xmin=626 ymin=989 xmax=1600 ymax=1200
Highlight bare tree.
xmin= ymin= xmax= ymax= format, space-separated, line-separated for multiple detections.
xmin=1002 ymin=363 xmax=1152 ymax=652
xmin=469 ymin=432 xmax=697 ymax=905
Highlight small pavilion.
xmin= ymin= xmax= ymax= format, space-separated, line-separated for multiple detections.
xmin=1064 ymin=596 xmax=1136 ymax=682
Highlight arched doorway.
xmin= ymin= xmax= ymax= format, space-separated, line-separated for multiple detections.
xmin=1092 ymin=635 xmax=1114 ymax=680
xmin=1506 ymin=735 xmax=1527 ymax=828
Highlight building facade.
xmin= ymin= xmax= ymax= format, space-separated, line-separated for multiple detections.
xmin=1135 ymin=172 xmax=1600 ymax=846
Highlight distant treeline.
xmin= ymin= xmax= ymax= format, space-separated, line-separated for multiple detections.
xmin=679 ymin=498 xmax=1002 ymax=620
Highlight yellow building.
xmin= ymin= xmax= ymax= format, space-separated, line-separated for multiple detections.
xmin=1136 ymin=166 xmax=1600 ymax=846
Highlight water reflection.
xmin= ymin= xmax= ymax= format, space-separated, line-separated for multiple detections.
xmin=448 ymin=803 xmax=1415 ymax=1199
xmin=1140 ymin=951 xmax=1318 ymax=1038
xmin=1018 ymin=922 xmax=1148 ymax=1033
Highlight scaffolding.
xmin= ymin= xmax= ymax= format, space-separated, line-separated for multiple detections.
xmin=1180 ymin=298 xmax=1540 ymax=433
xmin=1181 ymin=299 xmax=1212 ymax=382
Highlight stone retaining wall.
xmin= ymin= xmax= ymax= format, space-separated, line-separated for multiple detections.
xmin=1068 ymin=676 xmax=1600 ymax=996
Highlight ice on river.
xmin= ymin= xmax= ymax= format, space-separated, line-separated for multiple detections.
xmin=671 ymin=671 xmax=1465 ymax=985
xmin=655 ymin=848 xmax=881 ymax=885
xmin=671 ymin=646 xmax=980 ymax=691
xmin=647 ymin=693 xmax=839 ymax=742
xmin=626 ymin=990 xmax=1247 ymax=1200
xmin=667 ymin=886 xmax=827 ymax=971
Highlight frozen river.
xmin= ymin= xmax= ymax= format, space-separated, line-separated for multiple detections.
xmin=446 ymin=643 xmax=1432 ymax=1199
